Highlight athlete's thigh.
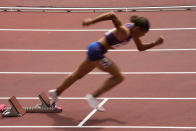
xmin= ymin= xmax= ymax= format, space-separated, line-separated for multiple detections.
xmin=93 ymin=57 xmax=122 ymax=76
xmin=72 ymin=57 xmax=95 ymax=77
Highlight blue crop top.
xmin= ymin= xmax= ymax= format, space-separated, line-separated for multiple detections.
xmin=105 ymin=23 xmax=133 ymax=48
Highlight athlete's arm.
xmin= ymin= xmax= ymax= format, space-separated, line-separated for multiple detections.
xmin=133 ymin=36 xmax=164 ymax=51
xmin=82 ymin=12 xmax=122 ymax=29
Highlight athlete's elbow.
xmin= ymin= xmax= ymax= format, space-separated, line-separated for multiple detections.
xmin=108 ymin=12 xmax=117 ymax=20
xmin=138 ymin=49 xmax=145 ymax=52
xmin=137 ymin=47 xmax=146 ymax=52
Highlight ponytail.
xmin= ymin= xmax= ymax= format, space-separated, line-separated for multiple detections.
xmin=130 ymin=15 xmax=139 ymax=23
xmin=130 ymin=15 xmax=150 ymax=31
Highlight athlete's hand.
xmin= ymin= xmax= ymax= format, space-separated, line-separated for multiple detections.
xmin=155 ymin=36 xmax=164 ymax=46
xmin=82 ymin=18 xmax=92 ymax=26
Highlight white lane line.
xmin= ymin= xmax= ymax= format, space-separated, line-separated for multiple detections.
xmin=0 ymin=49 xmax=88 ymax=52
xmin=1 ymin=49 xmax=196 ymax=52
xmin=0 ymin=126 xmax=196 ymax=129
xmin=77 ymin=98 xmax=109 ymax=127
xmin=0 ymin=5 xmax=195 ymax=10
xmin=1 ymin=97 xmax=196 ymax=100
xmin=0 ymin=28 xmax=195 ymax=32
xmin=0 ymin=72 xmax=196 ymax=75
xmin=151 ymin=28 xmax=196 ymax=31
xmin=0 ymin=29 xmax=108 ymax=32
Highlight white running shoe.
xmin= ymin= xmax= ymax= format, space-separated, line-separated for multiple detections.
xmin=86 ymin=94 xmax=105 ymax=112
xmin=49 ymin=89 xmax=58 ymax=108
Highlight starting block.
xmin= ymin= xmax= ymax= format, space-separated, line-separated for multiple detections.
xmin=38 ymin=92 xmax=51 ymax=107
xmin=1 ymin=96 xmax=25 ymax=117
xmin=1 ymin=92 xmax=62 ymax=117
xmin=0 ymin=104 xmax=6 ymax=113
xmin=25 ymin=92 xmax=62 ymax=113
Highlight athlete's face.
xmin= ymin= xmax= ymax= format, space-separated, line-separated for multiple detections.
xmin=137 ymin=27 xmax=148 ymax=37
xmin=133 ymin=26 xmax=148 ymax=37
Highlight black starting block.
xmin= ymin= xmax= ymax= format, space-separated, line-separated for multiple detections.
xmin=1 ymin=92 xmax=62 ymax=117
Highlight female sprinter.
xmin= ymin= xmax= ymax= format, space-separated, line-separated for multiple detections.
xmin=49 ymin=12 xmax=164 ymax=111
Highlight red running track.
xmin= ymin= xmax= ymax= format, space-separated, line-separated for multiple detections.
xmin=0 ymin=10 xmax=196 ymax=131
xmin=0 ymin=0 xmax=196 ymax=7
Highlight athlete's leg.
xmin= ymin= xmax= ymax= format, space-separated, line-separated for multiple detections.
xmin=56 ymin=57 xmax=95 ymax=96
xmin=86 ymin=57 xmax=124 ymax=111
xmin=49 ymin=57 xmax=95 ymax=107
xmin=92 ymin=57 xmax=124 ymax=97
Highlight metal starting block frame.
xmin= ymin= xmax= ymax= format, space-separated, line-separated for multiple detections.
xmin=0 ymin=92 xmax=62 ymax=117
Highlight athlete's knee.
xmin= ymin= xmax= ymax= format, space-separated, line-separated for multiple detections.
xmin=118 ymin=74 xmax=125 ymax=82
xmin=114 ymin=74 xmax=124 ymax=83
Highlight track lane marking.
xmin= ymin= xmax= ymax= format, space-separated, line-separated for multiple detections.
xmin=77 ymin=98 xmax=108 ymax=127
xmin=1 ymin=49 xmax=196 ymax=52
xmin=0 ymin=72 xmax=196 ymax=75
xmin=0 ymin=125 xmax=196 ymax=129
xmin=1 ymin=97 xmax=196 ymax=100
xmin=0 ymin=28 xmax=195 ymax=32
xmin=1 ymin=98 xmax=195 ymax=128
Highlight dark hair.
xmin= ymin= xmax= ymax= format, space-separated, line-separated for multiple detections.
xmin=130 ymin=15 xmax=150 ymax=31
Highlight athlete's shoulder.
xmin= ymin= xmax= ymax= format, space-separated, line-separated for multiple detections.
xmin=125 ymin=23 xmax=133 ymax=28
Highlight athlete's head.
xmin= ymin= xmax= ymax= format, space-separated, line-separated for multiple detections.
xmin=130 ymin=15 xmax=150 ymax=37
xmin=130 ymin=15 xmax=150 ymax=31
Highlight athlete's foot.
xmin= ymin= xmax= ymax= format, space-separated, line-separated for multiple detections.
xmin=49 ymin=89 xmax=58 ymax=108
xmin=86 ymin=94 xmax=105 ymax=112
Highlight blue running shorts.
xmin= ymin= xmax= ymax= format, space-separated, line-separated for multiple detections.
xmin=87 ymin=42 xmax=107 ymax=61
